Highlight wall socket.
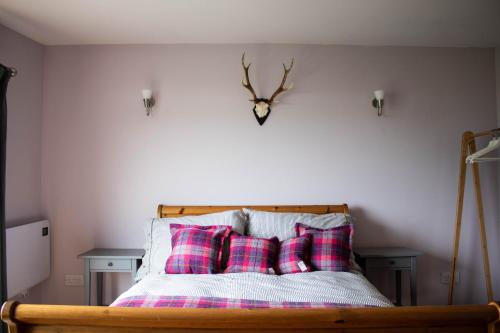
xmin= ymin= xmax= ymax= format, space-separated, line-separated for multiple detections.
xmin=64 ymin=275 xmax=84 ymax=286
xmin=440 ymin=271 xmax=460 ymax=284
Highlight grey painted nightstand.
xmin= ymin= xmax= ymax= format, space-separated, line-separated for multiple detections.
xmin=355 ymin=247 xmax=422 ymax=306
xmin=78 ymin=248 xmax=144 ymax=306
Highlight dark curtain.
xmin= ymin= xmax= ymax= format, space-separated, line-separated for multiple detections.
xmin=0 ymin=64 xmax=12 ymax=333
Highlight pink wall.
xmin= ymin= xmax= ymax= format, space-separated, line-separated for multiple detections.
xmin=39 ymin=45 xmax=498 ymax=305
xmin=0 ymin=24 xmax=44 ymax=302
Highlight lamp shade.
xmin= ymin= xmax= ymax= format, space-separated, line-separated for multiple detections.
xmin=142 ymin=89 xmax=152 ymax=99
xmin=374 ymin=90 xmax=384 ymax=100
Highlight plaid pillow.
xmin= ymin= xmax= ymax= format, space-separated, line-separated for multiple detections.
xmin=225 ymin=234 xmax=279 ymax=274
xmin=165 ymin=224 xmax=232 ymax=274
xmin=277 ymin=235 xmax=312 ymax=274
xmin=295 ymin=223 xmax=352 ymax=272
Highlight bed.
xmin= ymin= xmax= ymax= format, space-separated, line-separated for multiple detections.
xmin=2 ymin=204 xmax=499 ymax=333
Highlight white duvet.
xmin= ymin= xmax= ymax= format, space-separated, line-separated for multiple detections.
xmin=111 ymin=271 xmax=393 ymax=307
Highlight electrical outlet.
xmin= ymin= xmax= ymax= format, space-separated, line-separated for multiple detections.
xmin=440 ymin=271 xmax=460 ymax=284
xmin=64 ymin=275 xmax=84 ymax=286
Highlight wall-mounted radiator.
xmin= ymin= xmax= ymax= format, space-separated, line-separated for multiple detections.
xmin=6 ymin=220 xmax=50 ymax=298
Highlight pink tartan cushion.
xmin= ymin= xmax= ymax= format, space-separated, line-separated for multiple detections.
xmin=165 ymin=224 xmax=232 ymax=274
xmin=277 ymin=235 xmax=312 ymax=274
xmin=295 ymin=223 xmax=353 ymax=272
xmin=225 ymin=234 xmax=279 ymax=274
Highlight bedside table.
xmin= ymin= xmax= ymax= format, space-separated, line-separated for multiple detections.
xmin=78 ymin=248 xmax=144 ymax=306
xmin=355 ymin=247 xmax=422 ymax=306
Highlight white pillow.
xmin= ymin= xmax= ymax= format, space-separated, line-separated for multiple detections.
xmin=136 ymin=210 xmax=246 ymax=280
xmin=244 ymin=208 xmax=352 ymax=240
xmin=243 ymin=208 xmax=361 ymax=272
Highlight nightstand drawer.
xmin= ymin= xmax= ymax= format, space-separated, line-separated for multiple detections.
xmin=365 ymin=257 xmax=410 ymax=269
xmin=89 ymin=259 xmax=131 ymax=271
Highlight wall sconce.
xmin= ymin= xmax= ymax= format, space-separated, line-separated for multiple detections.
xmin=9 ymin=67 xmax=17 ymax=77
xmin=372 ymin=90 xmax=384 ymax=116
xmin=142 ymin=89 xmax=154 ymax=116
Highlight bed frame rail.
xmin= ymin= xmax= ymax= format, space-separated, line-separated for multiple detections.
xmin=157 ymin=204 xmax=350 ymax=218
xmin=2 ymin=301 xmax=499 ymax=333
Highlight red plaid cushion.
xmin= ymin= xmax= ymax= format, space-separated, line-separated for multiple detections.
xmin=295 ymin=223 xmax=352 ymax=272
xmin=225 ymin=234 xmax=279 ymax=274
xmin=277 ymin=235 xmax=312 ymax=274
xmin=165 ymin=224 xmax=232 ymax=274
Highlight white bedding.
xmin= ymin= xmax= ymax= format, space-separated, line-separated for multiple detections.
xmin=111 ymin=271 xmax=393 ymax=307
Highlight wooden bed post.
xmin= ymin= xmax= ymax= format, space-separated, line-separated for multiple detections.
xmin=488 ymin=302 xmax=500 ymax=333
xmin=448 ymin=131 xmax=494 ymax=304
xmin=0 ymin=301 xmax=18 ymax=333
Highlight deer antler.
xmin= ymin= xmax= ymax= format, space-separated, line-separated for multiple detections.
xmin=269 ymin=58 xmax=294 ymax=104
xmin=241 ymin=53 xmax=258 ymax=102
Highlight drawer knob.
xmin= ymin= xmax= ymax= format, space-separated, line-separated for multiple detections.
xmin=389 ymin=260 xmax=395 ymax=265
xmin=108 ymin=262 xmax=113 ymax=267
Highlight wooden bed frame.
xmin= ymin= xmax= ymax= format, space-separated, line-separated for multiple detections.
xmin=2 ymin=204 xmax=499 ymax=333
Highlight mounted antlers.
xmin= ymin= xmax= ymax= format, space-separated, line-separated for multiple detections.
xmin=241 ymin=52 xmax=294 ymax=126
xmin=241 ymin=53 xmax=258 ymax=102
xmin=269 ymin=58 xmax=294 ymax=104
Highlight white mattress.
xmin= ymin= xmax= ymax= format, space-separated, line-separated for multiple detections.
xmin=111 ymin=271 xmax=393 ymax=307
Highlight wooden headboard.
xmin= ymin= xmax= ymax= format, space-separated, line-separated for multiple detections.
xmin=157 ymin=204 xmax=349 ymax=218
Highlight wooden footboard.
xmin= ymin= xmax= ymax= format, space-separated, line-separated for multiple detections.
xmin=2 ymin=301 xmax=499 ymax=333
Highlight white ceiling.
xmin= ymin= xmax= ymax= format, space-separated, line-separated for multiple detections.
xmin=0 ymin=0 xmax=499 ymax=47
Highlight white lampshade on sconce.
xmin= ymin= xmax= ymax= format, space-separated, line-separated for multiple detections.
xmin=142 ymin=89 xmax=154 ymax=116
xmin=372 ymin=90 xmax=384 ymax=116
